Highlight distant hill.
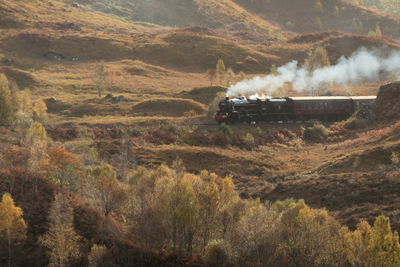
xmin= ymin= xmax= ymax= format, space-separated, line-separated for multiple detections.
xmin=76 ymin=0 xmax=400 ymax=38
xmin=74 ymin=0 xmax=278 ymax=35
xmin=233 ymin=0 xmax=400 ymax=38
xmin=0 ymin=0 xmax=399 ymax=89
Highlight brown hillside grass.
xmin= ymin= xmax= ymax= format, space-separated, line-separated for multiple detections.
xmin=234 ymin=0 xmax=400 ymax=37
xmin=322 ymin=34 xmax=400 ymax=61
xmin=131 ymin=98 xmax=207 ymax=117
xmin=2 ymin=32 xmax=132 ymax=62
xmin=85 ymin=0 xmax=278 ymax=34
xmin=132 ymin=31 xmax=278 ymax=72
xmin=0 ymin=66 xmax=37 ymax=89
xmin=319 ymin=142 xmax=400 ymax=174
xmin=178 ymin=86 xmax=226 ymax=104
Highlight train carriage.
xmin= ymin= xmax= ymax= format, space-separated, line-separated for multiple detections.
xmin=350 ymin=96 xmax=377 ymax=112
xmin=288 ymin=96 xmax=353 ymax=121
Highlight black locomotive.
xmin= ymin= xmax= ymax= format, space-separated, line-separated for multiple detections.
xmin=215 ymin=96 xmax=376 ymax=124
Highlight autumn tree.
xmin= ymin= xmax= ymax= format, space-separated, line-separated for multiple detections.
xmin=0 ymin=74 xmax=14 ymax=125
xmin=88 ymin=164 xmax=127 ymax=217
xmin=128 ymin=165 xmax=243 ymax=254
xmin=26 ymin=121 xmax=49 ymax=179
xmin=344 ymin=216 xmax=400 ymax=267
xmin=124 ymin=164 xmax=400 ymax=266
xmin=230 ymin=200 xmax=273 ymax=265
xmin=14 ymin=91 xmax=33 ymax=143
xmin=229 ymin=199 xmax=347 ymax=266
xmin=305 ymin=47 xmax=331 ymax=95
xmin=153 ymin=172 xmax=200 ymax=253
xmin=305 ymin=47 xmax=331 ymax=72
xmin=218 ymin=177 xmax=243 ymax=241
xmin=344 ymin=220 xmax=372 ymax=266
xmin=216 ymin=59 xmax=226 ymax=86
xmin=0 ymin=193 xmax=27 ymax=267
xmin=46 ymin=147 xmax=82 ymax=192
xmin=367 ymin=216 xmax=400 ymax=266
xmin=127 ymin=165 xmax=176 ymax=249
xmin=270 ymin=199 xmax=347 ymax=266
xmin=197 ymin=171 xmax=220 ymax=248
xmin=39 ymin=193 xmax=81 ymax=267
xmin=32 ymin=99 xmax=48 ymax=123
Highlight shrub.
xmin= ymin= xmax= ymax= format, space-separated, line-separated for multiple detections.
xmin=242 ymin=133 xmax=255 ymax=150
xmin=204 ymin=239 xmax=231 ymax=267
xmin=391 ymin=152 xmax=400 ymax=167
xmin=345 ymin=116 xmax=369 ymax=129
xmin=218 ymin=123 xmax=233 ymax=136
xmin=304 ymin=123 xmax=329 ymax=141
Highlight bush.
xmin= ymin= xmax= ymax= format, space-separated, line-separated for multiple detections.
xmin=304 ymin=123 xmax=329 ymax=141
xmin=218 ymin=123 xmax=233 ymax=136
xmin=345 ymin=116 xmax=369 ymax=129
xmin=204 ymin=239 xmax=231 ymax=267
xmin=242 ymin=133 xmax=255 ymax=150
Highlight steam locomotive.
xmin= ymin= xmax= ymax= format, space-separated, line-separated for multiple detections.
xmin=214 ymin=96 xmax=376 ymax=124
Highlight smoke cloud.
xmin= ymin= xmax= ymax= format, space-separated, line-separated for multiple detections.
xmin=226 ymin=47 xmax=400 ymax=97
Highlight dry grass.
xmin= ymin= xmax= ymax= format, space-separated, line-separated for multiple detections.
xmin=81 ymin=0 xmax=279 ymax=34
xmin=131 ymin=97 xmax=207 ymax=117
xmin=234 ymin=0 xmax=400 ymax=37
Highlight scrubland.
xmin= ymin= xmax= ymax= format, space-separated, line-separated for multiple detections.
xmin=1 ymin=0 xmax=400 ymax=266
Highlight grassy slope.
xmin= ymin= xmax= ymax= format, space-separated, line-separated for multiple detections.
xmin=74 ymin=0 xmax=278 ymax=34
xmin=233 ymin=0 xmax=400 ymax=38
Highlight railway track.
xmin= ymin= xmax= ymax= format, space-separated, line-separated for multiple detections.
xmin=189 ymin=121 xmax=335 ymax=127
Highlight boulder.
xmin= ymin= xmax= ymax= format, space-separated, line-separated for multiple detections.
xmin=44 ymin=52 xmax=64 ymax=61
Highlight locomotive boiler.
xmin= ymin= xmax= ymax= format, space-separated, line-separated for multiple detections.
xmin=214 ymin=96 xmax=376 ymax=124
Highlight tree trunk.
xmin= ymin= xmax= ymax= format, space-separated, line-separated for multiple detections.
xmin=7 ymin=229 xmax=11 ymax=267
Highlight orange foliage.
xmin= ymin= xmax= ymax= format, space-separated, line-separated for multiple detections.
xmin=47 ymin=147 xmax=79 ymax=170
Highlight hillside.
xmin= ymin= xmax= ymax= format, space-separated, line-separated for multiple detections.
xmin=75 ymin=0 xmax=400 ymax=38
xmin=73 ymin=0 xmax=278 ymax=34
xmin=2 ymin=0 xmax=400 ymax=266
xmin=234 ymin=0 xmax=400 ymax=37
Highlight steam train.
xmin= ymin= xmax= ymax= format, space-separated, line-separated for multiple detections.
xmin=214 ymin=96 xmax=376 ymax=124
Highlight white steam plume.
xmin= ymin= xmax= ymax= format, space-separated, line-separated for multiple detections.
xmin=227 ymin=47 xmax=400 ymax=97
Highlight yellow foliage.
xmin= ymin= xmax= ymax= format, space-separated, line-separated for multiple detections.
xmin=344 ymin=216 xmax=400 ymax=267
xmin=27 ymin=121 xmax=47 ymax=142
xmin=0 ymin=193 xmax=27 ymax=242
xmin=32 ymin=100 xmax=47 ymax=122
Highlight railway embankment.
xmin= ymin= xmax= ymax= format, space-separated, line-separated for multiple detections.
xmin=373 ymin=82 xmax=400 ymax=120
